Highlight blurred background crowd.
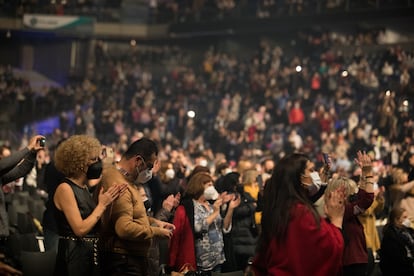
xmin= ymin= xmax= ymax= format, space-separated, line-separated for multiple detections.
xmin=0 ymin=0 xmax=414 ymax=275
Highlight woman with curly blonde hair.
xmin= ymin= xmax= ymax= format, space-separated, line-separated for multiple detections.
xmin=53 ymin=135 xmax=127 ymax=276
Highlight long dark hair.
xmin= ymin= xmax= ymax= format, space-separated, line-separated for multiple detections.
xmin=257 ymin=153 xmax=320 ymax=251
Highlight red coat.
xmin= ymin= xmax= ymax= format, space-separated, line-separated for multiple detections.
xmin=252 ymin=203 xmax=344 ymax=276
xmin=288 ymin=108 xmax=305 ymax=125
xmin=168 ymin=205 xmax=197 ymax=271
xmin=342 ymin=189 xmax=374 ymax=266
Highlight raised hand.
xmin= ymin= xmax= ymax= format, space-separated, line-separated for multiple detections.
xmin=228 ymin=194 xmax=241 ymax=209
xmin=354 ymin=151 xmax=373 ymax=173
xmin=173 ymin=192 xmax=181 ymax=208
xmin=28 ymin=135 xmax=46 ymax=151
xmin=213 ymin=198 xmax=223 ymax=212
xmin=324 ymin=186 xmax=345 ymax=229
xmin=162 ymin=194 xmax=176 ymax=212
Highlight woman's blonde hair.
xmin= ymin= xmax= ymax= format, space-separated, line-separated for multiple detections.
xmin=54 ymin=135 xmax=101 ymax=178
xmin=325 ymin=176 xmax=358 ymax=199
xmin=391 ymin=168 xmax=405 ymax=185
xmin=241 ymin=169 xmax=259 ymax=186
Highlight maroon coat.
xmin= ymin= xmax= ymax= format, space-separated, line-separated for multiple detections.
xmin=252 ymin=203 xmax=344 ymax=275
xmin=342 ymin=189 xmax=374 ymax=266
xmin=169 ymin=205 xmax=197 ymax=271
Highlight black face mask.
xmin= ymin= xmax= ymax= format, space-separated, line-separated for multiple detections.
xmin=143 ymin=199 xmax=152 ymax=211
xmin=86 ymin=160 xmax=103 ymax=179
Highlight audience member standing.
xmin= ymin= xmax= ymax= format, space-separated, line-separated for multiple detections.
xmin=252 ymin=153 xmax=345 ymax=275
xmin=380 ymin=206 xmax=414 ymax=275
xmin=225 ymin=172 xmax=258 ymax=272
xmin=357 ymin=177 xmax=384 ymax=274
xmin=99 ymin=137 xmax=175 ymax=275
xmin=53 ymin=135 xmax=126 ymax=276
xmin=325 ymin=151 xmax=375 ymax=276
xmin=169 ymin=172 xmax=240 ymax=273
xmin=0 ymin=134 xmax=44 ymax=276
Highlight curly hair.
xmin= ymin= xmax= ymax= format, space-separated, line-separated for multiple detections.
xmin=54 ymin=135 xmax=101 ymax=178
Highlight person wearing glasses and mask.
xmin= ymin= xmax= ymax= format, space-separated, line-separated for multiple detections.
xmin=99 ymin=137 xmax=175 ymax=276
xmin=53 ymin=135 xmax=127 ymax=276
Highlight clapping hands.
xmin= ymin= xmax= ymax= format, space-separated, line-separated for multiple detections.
xmin=324 ymin=186 xmax=345 ymax=229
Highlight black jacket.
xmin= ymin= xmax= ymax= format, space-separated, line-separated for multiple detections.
xmin=380 ymin=225 xmax=414 ymax=276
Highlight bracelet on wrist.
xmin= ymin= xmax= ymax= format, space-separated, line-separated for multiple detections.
xmin=361 ymin=175 xmax=374 ymax=182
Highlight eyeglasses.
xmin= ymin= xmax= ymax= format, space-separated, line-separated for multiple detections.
xmin=138 ymin=155 xmax=154 ymax=170
xmin=146 ymin=161 xmax=154 ymax=170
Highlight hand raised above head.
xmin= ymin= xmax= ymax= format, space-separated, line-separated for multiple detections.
xmin=28 ymin=135 xmax=46 ymax=151
xmin=354 ymin=151 xmax=373 ymax=172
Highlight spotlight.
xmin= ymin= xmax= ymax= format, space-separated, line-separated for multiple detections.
xmin=341 ymin=70 xmax=348 ymax=77
xmin=187 ymin=110 xmax=195 ymax=118
xmin=295 ymin=65 xmax=302 ymax=72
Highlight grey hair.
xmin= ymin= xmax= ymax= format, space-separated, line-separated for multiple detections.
xmin=325 ymin=176 xmax=358 ymax=198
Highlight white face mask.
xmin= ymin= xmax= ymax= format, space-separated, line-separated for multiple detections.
xmin=165 ymin=168 xmax=175 ymax=180
xmin=199 ymin=159 xmax=208 ymax=167
xmin=204 ymin=186 xmax=219 ymax=201
xmin=137 ymin=168 xmax=153 ymax=184
xmin=303 ymin=171 xmax=322 ymax=196
xmin=402 ymin=218 xmax=411 ymax=228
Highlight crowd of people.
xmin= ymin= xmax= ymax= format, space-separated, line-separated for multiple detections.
xmin=1 ymin=133 xmax=414 ymax=275
xmin=1 ymin=0 xmax=411 ymax=24
xmin=0 ymin=23 xmax=414 ymax=275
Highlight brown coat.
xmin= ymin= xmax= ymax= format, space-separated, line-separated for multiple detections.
xmin=99 ymin=165 xmax=165 ymax=257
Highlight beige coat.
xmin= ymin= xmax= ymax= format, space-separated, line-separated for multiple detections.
xmin=358 ymin=195 xmax=384 ymax=253
xmin=99 ymin=166 xmax=165 ymax=257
